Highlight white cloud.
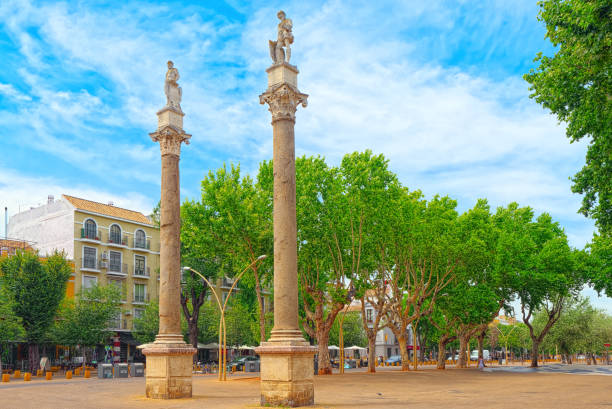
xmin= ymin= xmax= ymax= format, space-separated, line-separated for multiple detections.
xmin=0 ymin=167 xmax=155 ymax=238
xmin=0 ymin=83 xmax=31 ymax=101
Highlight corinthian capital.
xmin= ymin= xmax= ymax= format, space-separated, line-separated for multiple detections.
xmin=150 ymin=126 xmax=191 ymax=156
xmin=260 ymin=83 xmax=308 ymax=123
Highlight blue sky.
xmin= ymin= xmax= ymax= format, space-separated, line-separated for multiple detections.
xmin=0 ymin=1 xmax=606 ymax=307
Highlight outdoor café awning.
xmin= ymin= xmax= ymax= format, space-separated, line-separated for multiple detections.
xmin=345 ymin=345 xmax=367 ymax=351
xmin=328 ymin=345 xmax=340 ymax=350
xmin=197 ymin=342 xmax=220 ymax=349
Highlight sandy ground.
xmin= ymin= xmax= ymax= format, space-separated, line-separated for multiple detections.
xmin=1 ymin=366 xmax=610 ymax=409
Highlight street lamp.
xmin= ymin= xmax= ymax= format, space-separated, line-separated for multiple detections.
xmin=183 ymin=254 xmax=266 ymax=381
xmin=493 ymin=324 xmax=517 ymax=366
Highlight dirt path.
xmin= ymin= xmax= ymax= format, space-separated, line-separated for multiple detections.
xmin=1 ymin=367 xmax=609 ymax=408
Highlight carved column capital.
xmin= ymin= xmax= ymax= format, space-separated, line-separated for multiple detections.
xmin=260 ymin=83 xmax=308 ymax=124
xmin=150 ymin=126 xmax=191 ymax=156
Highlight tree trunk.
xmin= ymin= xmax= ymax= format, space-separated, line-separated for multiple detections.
xmin=398 ymin=334 xmax=410 ymax=371
xmin=530 ymin=341 xmax=539 ymax=367
xmin=437 ymin=339 xmax=447 ymax=370
xmin=189 ymin=320 xmax=198 ymax=363
xmin=458 ymin=335 xmax=468 ymax=368
xmin=419 ymin=333 xmax=426 ymax=362
xmin=28 ymin=343 xmax=39 ymax=373
xmin=367 ymin=334 xmax=377 ymax=373
xmin=252 ymin=266 xmax=266 ymax=344
xmin=477 ymin=331 xmax=485 ymax=361
xmin=317 ymin=330 xmax=332 ymax=375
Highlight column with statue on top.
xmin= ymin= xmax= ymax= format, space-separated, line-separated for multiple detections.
xmin=255 ymin=10 xmax=316 ymax=408
xmin=141 ymin=60 xmax=196 ymax=400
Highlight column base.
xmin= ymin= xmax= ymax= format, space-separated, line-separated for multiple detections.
xmin=141 ymin=338 xmax=196 ymax=399
xmin=255 ymin=339 xmax=317 ymax=407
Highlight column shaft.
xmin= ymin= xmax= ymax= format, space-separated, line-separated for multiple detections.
xmin=272 ymin=118 xmax=299 ymax=333
xmin=158 ymin=152 xmax=181 ymax=336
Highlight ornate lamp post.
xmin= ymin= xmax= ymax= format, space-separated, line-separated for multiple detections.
xmin=142 ymin=61 xmax=196 ymax=399
xmin=183 ymin=254 xmax=267 ymax=381
xmin=255 ymin=11 xmax=316 ymax=407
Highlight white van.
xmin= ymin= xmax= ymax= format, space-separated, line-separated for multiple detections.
xmin=470 ymin=350 xmax=490 ymax=360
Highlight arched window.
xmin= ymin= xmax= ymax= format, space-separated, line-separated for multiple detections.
xmin=110 ymin=225 xmax=122 ymax=244
xmin=135 ymin=229 xmax=146 ymax=248
xmin=84 ymin=219 xmax=97 ymax=239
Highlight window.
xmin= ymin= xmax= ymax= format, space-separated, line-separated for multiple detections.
xmin=134 ymin=284 xmax=146 ymax=303
xmin=110 ymin=225 xmax=122 ymax=244
xmin=134 ymin=255 xmax=146 ymax=276
xmin=134 ymin=308 xmax=145 ymax=320
xmin=109 ymin=251 xmax=122 ymax=272
xmin=366 ymin=308 xmax=373 ymax=323
xmin=109 ymin=279 xmax=125 ymax=300
xmin=109 ymin=311 xmax=121 ymax=329
xmin=135 ymin=230 xmax=146 ymax=248
xmin=83 ymin=247 xmax=97 ymax=269
xmin=84 ymin=219 xmax=97 ymax=239
xmin=83 ymin=275 xmax=97 ymax=290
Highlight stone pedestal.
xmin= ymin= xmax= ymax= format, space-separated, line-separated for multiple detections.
xmin=145 ymin=69 xmax=195 ymax=399
xmin=258 ymin=61 xmax=316 ymax=407
xmin=256 ymin=342 xmax=316 ymax=407
xmin=142 ymin=343 xmax=196 ymax=399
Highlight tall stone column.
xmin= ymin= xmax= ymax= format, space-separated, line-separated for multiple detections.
xmin=142 ymin=61 xmax=196 ymax=399
xmin=255 ymin=11 xmax=316 ymax=407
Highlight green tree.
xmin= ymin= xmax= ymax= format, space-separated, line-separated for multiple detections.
xmin=0 ymin=251 xmax=71 ymax=371
xmin=506 ymin=210 xmax=584 ymax=367
xmin=184 ymin=163 xmax=272 ymax=344
xmin=0 ymin=284 xmax=24 ymax=371
xmin=587 ymin=233 xmax=612 ymax=296
xmin=133 ymin=301 xmax=159 ymax=344
xmin=524 ymin=0 xmax=612 ymax=232
xmin=53 ymin=284 xmax=121 ymax=368
xmin=329 ymin=312 xmax=367 ymax=348
xmin=385 ymin=195 xmax=459 ymax=371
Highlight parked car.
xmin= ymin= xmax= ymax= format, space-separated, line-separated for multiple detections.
xmin=385 ymin=355 xmax=402 ymax=365
xmin=228 ymin=355 xmax=259 ymax=371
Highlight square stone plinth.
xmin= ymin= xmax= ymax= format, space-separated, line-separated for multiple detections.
xmin=256 ymin=343 xmax=316 ymax=407
xmin=266 ymin=63 xmax=298 ymax=88
xmin=143 ymin=345 xmax=195 ymax=399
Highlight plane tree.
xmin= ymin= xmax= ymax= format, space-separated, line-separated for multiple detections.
xmin=0 ymin=251 xmax=71 ymax=372
xmin=385 ymin=195 xmax=458 ymax=371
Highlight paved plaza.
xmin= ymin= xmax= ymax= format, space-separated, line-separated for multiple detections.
xmin=1 ymin=365 xmax=611 ymax=408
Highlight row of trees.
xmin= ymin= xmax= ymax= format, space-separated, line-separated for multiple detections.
xmin=0 ymin=252 xmax=121 ymax=371
xmin=170 ymin=150 xmax=608 ymax=374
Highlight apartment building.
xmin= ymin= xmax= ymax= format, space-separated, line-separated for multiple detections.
xmin=8 ymin=194 xmax=160 ymax=339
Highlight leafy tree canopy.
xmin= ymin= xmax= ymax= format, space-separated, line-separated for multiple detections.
xmin=524 ymin=0 xmax=612 ymax=232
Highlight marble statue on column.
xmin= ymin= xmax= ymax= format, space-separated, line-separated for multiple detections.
xmin=165 ymin=60 xmax=182 ymax=111
xmin=269 ymin=10 xmax=294 ymax=64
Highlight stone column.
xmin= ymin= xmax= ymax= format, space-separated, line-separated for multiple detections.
xmin=255 ymin=11 xmax=316 ymax=407
xmin=142 ymin=61 xmax=195 ymax=399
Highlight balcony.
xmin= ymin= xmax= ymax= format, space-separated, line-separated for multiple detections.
xmin=133 ymin=266 xmax=151 ymax=278
xmin=221 ymin=277 xmax=235 ymax=289
xmin=133 ymin=238 xmax=151 ymax=250
xmin=107 ymin=263 xmax=128 ymax=276
xmin=81 ymin=258 xmax=101 ymax=271
xmin=80 ymin=228 xmax=101 ymax=241
xmin=132 ymin=293 xmax=149 ymax=304
xmin=107 ymin=234 xmax=128 ymax=247
xmin=108 ymin=319 xmax=129 ymax=331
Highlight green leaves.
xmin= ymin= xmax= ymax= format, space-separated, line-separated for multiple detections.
xmin=525 ymin=0 xmax=612 ymax=232
xmin=0 ymin=251 xmax=71 ymax=343
xmin=53 ymin=284 xmax=122 ymax=347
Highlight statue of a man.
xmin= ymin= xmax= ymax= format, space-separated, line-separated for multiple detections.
xmin=269 ymin=10 xmax=294 ymax=64
xmin=164 ymin=60 xmax=182 ymax=111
